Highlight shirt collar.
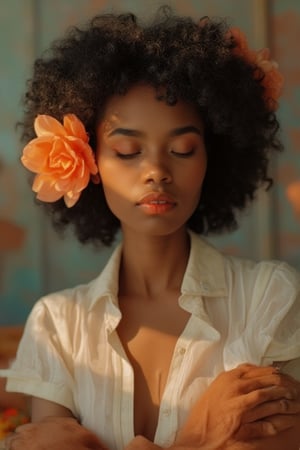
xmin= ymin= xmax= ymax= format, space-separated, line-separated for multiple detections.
xmin=87 ymin=229 xmax=228 ymax=312
xmin=181 ymin=230 xmax=228 ymax=297
xmin=87 ymin=243 xmax=122 ymax=311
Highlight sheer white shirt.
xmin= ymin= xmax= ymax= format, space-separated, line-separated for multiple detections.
xmin=2 ymin=231 xmax=300 ymax=450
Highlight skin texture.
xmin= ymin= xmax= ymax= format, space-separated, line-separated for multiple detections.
xmin=96 ymin=84 xmax=207 ymax=240
xmin=5 ymin=85 xmax=300 ymax=449
xmin=18 ymin=12 xmax=283 ymax=246
xmin=5 ymin=365 xmax=300 ymax=450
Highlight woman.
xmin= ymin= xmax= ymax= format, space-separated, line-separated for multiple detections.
xmin=1 ymin=8 xmax=300 ymax=450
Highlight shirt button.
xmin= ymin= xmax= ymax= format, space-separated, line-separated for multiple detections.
xmin=163 ymin=408 xmax=170 ymax=416
xmin=178 ymin=347 xmax=186 ymax=355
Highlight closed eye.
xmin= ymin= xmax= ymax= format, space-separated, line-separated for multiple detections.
xmin=170 ymin=148 xmax=195 ymax=158
xmin=115 ymin=151 xmax=141 ymax=159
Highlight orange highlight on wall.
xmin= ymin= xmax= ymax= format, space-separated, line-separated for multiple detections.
xmin=286 ymin=181 xmax=300 ymax=219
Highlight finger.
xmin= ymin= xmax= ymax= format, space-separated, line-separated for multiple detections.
xmin=230 ymin=363 xmax=278 ymax=379
xmin=243 ymin=397 xmax=300 ymax=423
xmin=235 ymin=414 xmax=298 ymax=440
xmin=241 ymin=384 xmax=299 ymax=410
xmin=239 ymin=373 xmax=298 ymax=395
xmin=263 ymin=413 xmax=300 ymax=432
xmin=235 ymin=419 xmax=278 ymax=440
xmin=14 ymin=423 xmax=34 ymax=433
xmin=0 ymin=438 xmax=8 ymax=450
xmin=2 ymin=433 xmax=20 ymax=450
xmin=213 ymin=364 xmax=278 ymax=391
xmin=234 ymin=364 xmax=278 ymax=379
xmin=242 ymin=369 xmax=300 ymax=395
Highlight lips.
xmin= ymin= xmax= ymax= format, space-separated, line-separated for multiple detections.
xmin=137 ymin=192 xmax=176 ymax=206
xmin=136 ymin=192 xmax=176 ymax=215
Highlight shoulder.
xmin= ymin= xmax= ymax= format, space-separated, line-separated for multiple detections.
xmin=222 ymin=255 xmax=300 ymax=367
xmin=32 ymin=281 xmax=98 ymax=319
xmin=31 ymin=242 xmax=123 ymax=320
xmin=224 ymin=254 xmax=299 ymax=298
xmin=223 ymin=255 xmax=299 ymax=331
xmin=187 ymin=232 xmax=299 ymax=300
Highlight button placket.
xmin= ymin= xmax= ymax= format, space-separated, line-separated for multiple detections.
xmin=154 ymin=339 xmax=189 ymax=446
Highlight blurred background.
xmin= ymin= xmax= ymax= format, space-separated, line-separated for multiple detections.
xmin=0 ymin=0 xmax=299 ymax=325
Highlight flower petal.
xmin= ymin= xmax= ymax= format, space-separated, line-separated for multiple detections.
xmin=34 ymin=115 xmax=67 ymax=137
xmin=32 ymin=174 xmax=64 ymax=202
xmin=81 ymin=144 xmax=98 ymax=174
xmin=59 ymin=167 xmax=89 ymax=194
xmin=256 ymin=48 xmax=270 ymax=62
xmin=64 ymin=191 xmax=81 ymax=208
xmin=21 ymin=137 xmax=54 ymax=173
xmin=23 ymin=113 xmax=99 ymax=207
xmin=66 ymin=137 xmax=98 ymax=175
xmin=230 ymin=27 xmax=284 ymax=111
xmin=231 ymin=27 xmax=249 ymax=53
xmin=63 ymin=114 xmax=89 ymax=142
xmin=71 ymin=166 xmax=90 ymax=192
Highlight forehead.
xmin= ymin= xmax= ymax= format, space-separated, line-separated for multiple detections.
xmin=100 ymin=84 xmax=203 ymax=132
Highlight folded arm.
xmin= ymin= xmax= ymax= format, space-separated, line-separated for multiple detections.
xmin=5 ymin=364 xmax=300 ymax=450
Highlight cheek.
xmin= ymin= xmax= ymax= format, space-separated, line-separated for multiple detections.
xmin=182 ymin=160 xmax=207 ymax=194
xmin=100 ymin=183 xmax=127 ymax=220
xmin=98 ymin=159 xmax=126 ymax=194
xmin=98 ymin=162 xmax=134 ymax=214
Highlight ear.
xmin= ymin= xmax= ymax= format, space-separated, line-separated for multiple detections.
xmin=91 ymin=173 xmax=101 ymax=184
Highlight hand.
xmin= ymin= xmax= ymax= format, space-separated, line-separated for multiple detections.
xmin=175 ymin=363 xmax=300 ymax=450
xmin=3 ymin=416 xmax=108 ymax=450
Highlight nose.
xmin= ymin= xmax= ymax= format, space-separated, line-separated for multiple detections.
xmin=142 ymin=156 xmax=172 ymax=185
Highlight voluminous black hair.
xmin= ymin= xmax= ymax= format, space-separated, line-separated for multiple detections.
xmin=19 ymin=7 xmax=282 ymax=246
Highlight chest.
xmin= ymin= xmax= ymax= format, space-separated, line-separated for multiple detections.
xmin=117 ymin=292 xmax=190 ymax=441
xmin=74 ymin=293 xmax=230 ymax=450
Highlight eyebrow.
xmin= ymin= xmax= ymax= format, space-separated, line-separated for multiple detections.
xmin=108 ymin=125 xmax=203 ymax=138
xmin=108 ymin=128 xmax=144 ymax=137
xmin=169 ymin=126 xmax=203 ymax=137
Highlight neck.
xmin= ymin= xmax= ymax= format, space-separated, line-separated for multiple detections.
xmin=119 ymin=227 xmax=190 ymax=298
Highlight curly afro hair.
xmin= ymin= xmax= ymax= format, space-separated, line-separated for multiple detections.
xmin=19 ymin=6 xmax=282 ymax=246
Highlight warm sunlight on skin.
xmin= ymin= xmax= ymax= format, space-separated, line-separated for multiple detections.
xmin=96 ymin=84 xmax=207 ymax=239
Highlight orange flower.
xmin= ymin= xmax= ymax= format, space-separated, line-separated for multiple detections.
xmin=0 ymin=408 xmax=29 ymax=438
xmin=21 ymin=114 xmax=99 ymax=207
xmin=230 ymin=27 xmax=284 ymax=111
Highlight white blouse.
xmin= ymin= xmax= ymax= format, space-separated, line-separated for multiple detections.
xmin=2 ymin=231 xmax=300 ymax=450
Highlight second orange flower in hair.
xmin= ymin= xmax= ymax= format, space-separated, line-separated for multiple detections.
xmin=230 ymin=27 xmax=284 ymax=111
xmin=21 ymin=114 xmax=99 ymax=207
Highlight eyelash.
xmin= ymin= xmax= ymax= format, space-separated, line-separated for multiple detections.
xmin=116 ymin=152 xmax=141 ymax=159
xmin=115 ymin=148 xmax=196 ymax=159
xmin=171 ymin=148 xmax=195 ymax=158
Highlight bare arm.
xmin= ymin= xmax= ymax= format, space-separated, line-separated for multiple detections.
xmin=7 ymin=397 xmax=108 ymax=450
xmin=7 ymin=365 xmax=300 ymax=450
xmin=175 ymin=364 xmax=300 ymax=450
xmin=3 ymin=395 xmax=256 ymax=450
xmin=31 ymin=397 xmax=74 ymax=422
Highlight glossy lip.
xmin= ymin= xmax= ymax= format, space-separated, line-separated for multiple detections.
xmin=137 ymin=192 xmax=176 ymax=205
xmin=136 ymin=192 xmax=177 ymax=215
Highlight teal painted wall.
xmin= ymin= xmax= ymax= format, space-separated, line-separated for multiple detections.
xmin=0 ymin=0 xmax=299 ymax=325
xmin=272 ymin=0 xmax=300 ymax=268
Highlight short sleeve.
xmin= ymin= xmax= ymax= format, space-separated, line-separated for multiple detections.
xmin=223 ymin=260 xmax=300 ymax=371
xmin=260 ymin=262 xmax=300 ymax=364
xmin=1 ymin=299 xmax=76 ymax=415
